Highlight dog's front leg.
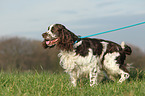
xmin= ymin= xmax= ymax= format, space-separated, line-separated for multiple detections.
xmin=89 ymin=67 xmax=98 ymax=86
xmin=69 ymin=71 xmax=78 ymax=87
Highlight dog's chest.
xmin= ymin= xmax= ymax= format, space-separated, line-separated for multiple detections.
xmin=58 ymin=49 xmax=98 ymax=73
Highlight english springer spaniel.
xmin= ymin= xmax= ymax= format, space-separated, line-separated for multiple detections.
xmin=42 ymin=24 xmax=132 ymax=87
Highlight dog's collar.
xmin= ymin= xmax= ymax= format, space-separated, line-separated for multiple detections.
xmin=73 ymin=40 xmax=78 ymax=45
xmin=73 ymin=36 xmax=81 ymax=45
xmin=73 ymin=38 xmax=82 ymax=48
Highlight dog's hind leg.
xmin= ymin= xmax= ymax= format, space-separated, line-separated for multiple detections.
xmin=103 ymin=52 xmax=130 ymax=83
xmin=118 ymin=70 xmax=129 ymax=83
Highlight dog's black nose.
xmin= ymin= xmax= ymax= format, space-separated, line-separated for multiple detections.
xmin=42 ymin=33 xmax=47 ymax=38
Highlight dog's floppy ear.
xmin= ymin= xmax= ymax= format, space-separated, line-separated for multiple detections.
xmin=55 ymin=24 xmax=78 ymax=51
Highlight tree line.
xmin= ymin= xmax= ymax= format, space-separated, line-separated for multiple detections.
xmin=0 ymin=37 xmax=144 ymax=72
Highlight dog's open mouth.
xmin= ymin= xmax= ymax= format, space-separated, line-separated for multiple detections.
xmin=45 ymin=38 xmax=58 ymax=46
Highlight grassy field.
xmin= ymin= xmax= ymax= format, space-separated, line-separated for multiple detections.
xmin=0 ymin=70 xmax=144 ymax=96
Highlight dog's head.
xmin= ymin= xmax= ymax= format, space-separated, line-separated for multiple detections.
xmin=42 ymin=24 xmax=78 ymax=50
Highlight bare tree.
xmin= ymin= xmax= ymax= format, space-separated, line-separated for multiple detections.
xmin=0 ymin=37 xmax=63 ymax=72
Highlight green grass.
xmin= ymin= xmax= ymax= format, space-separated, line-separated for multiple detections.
xmin=0 ymin=70 xmax=144 ymax=96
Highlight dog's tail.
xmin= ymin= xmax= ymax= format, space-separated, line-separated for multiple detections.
xmin=121 ymin=41 xmax=132 ymax=55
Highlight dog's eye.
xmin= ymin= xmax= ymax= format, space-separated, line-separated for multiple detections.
xmin=51 ymin=27 xmax=55 ymax=32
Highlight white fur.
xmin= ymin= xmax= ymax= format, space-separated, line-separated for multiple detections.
xmin=58 ymin=48 xmax=100 ymax=86
xmin=58 ymin=48 xmax=98 ymax=73
xmin=103 ymin=52 xmax=120 ymax=75
xmin=46 ymin=24 xmax=56 ymax=38
xmin=103 ymin=52 xmax=130 ymax=82
xmin=121 ymin=41 xmax=125 ymax=49
xmin=100 ymin=41 xmax=108 ymax=59
xmin=73 ymin=40 xmax=82 ymax=48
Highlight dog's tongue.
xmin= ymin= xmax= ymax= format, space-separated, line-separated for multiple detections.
xmin=45 ymin=39 xmax=58 ymax=45
xmin=46 ymin=41 xmax=50 ymax=45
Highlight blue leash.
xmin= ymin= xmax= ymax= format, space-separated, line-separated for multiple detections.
xmin=74 ymin=21 xmax=145 ymax=44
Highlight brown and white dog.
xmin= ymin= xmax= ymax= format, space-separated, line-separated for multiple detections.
xmin=42 ymin=24 xmax=132 ymax=86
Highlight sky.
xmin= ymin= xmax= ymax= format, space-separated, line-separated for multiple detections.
xmin=0 ymin=0 xmax=145 ymax=51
